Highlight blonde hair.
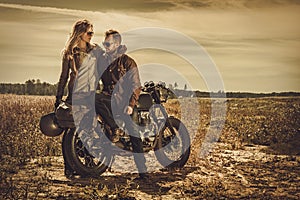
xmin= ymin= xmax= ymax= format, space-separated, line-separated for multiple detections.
xmin=63 ymin=19 xmax=93 ymax=74
xmin=64 ymin=19 xmax=93 ymax=55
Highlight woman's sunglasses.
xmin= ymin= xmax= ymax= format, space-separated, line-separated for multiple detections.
xmin=87 ymin=31 xmax=94 ymax=36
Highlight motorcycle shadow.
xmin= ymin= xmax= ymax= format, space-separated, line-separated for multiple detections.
xmin=51 ymin=166 xmax=199 ymax=196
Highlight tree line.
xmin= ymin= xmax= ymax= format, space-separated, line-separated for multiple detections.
xmin=0 ymin=79 xmax=58 ymax=96
xmin=182 ymin=90 xmax=300 ymax=98
xmin=0 ymin=79 xmax=299 ymax=98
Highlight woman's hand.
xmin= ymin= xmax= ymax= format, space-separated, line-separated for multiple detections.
xmin=54 ymin=99 xmax=62 ymax=111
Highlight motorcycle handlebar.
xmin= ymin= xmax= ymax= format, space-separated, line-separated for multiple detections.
xmin=142 ymin=81 xmax=172 ymax=103
xmin=142 ymin=81 xmax=168 ymax=91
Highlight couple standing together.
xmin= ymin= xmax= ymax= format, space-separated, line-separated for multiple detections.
xmin=55 ymin=19 xmax=147 ymax=179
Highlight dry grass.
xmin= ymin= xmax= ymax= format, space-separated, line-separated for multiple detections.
xmin=0 ymin=94 xmax=62 ymax=199
xmin=0 ymin=94 xmax=61 ymax=156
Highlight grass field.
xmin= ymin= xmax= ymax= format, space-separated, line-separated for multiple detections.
xmin=0 ymin=94 xmax=299 ymax=199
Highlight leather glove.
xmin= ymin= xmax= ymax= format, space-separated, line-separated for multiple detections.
xmin=124 ymin=106 xmax=133 ymax=115
xmin=54 ymin=99 xmax=62 ymax=110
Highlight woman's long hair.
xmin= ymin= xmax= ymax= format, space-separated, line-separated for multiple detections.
xmin=64 ymin=19 xmax=93 ymax=55
xmin=63 ymin=19 xmax=93 ymax=74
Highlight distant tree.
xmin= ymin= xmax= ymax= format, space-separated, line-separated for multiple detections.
xmin=184 ymin=84 xmax=187 ymax=90
xmin=25 ymin=79 xmax=35 ymax=95
xmin=174 ymin=82 xmax=178 ymax=89
xmin=35 ymin=79 xmax=42 ymax=95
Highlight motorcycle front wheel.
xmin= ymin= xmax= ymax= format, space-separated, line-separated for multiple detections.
xmin=155 ymin=117 xmax=191 ymax=168
xmin=62 ymin=128 xmax=112 ymax=177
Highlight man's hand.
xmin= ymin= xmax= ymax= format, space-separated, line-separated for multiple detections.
xmin=124 ymin=106 xmax=133 ymax=115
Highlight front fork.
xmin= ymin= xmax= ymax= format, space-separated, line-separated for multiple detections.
xmin=153 ymin=103 xmax=176 ymax=141
xmin=165 ymin=116 xmax=176 ymax=136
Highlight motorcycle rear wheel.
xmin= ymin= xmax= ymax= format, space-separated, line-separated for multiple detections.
xmin=155 ymin=117 xmax=190 ymax=168
xmin=62 ymin=128 xmax=112 ymax=177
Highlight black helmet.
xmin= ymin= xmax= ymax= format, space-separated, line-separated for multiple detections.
xmin=39 ymin=112 xmax=63 ymax=137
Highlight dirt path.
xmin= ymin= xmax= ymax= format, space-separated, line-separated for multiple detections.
xmin=4 ymin=142 xmax=299 ymax=199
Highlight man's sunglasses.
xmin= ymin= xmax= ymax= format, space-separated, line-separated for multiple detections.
xmin=102 ymin=41 xmax=114 ymax=47
xmin=87 ymin=31 xmax=94 ymax=36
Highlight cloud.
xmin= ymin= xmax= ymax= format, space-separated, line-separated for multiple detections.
xmin=1 ymin=0 xmax=300 ymax=12
xmin=0 ymin=2 xmax=299 ymax=92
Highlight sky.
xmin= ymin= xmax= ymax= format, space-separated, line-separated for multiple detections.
xmin=0 ymin=0 xmax=300 ymax=92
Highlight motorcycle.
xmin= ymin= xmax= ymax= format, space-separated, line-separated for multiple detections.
xmin=40 ymin=81 xmax=191 ymax=177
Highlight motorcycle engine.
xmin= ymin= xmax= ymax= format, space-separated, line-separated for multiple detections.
xmin=138 ymin=111 xmax=157 ymax=143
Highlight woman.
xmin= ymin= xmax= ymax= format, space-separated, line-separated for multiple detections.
xmin=55 ymin=19 xmax=107 ymax=178
xmin=55 ymin=19 xmax=104 ymax=107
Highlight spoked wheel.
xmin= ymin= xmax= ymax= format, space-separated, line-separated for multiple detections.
xmin=155 ymin=117 xmax=190 ymax=168
xmin=62 ymin=128 xmax=112 ymax=177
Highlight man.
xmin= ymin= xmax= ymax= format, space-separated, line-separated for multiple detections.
xmin=95 ymin=29 xmax=148 ymax=179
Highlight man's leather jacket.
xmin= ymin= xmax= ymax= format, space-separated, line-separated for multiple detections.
xmin=101 ymin=54 xmax=141 ymax=109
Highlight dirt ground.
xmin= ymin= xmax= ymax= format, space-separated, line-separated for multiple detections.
xmin=2 ymin=142 xmax=299 ymax=199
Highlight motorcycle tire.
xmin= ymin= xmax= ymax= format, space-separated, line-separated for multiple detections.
xmin=155 ymin=117 xmax=190 ymax=168
xmin=62 ymin=128 xmax=112 ymax=177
